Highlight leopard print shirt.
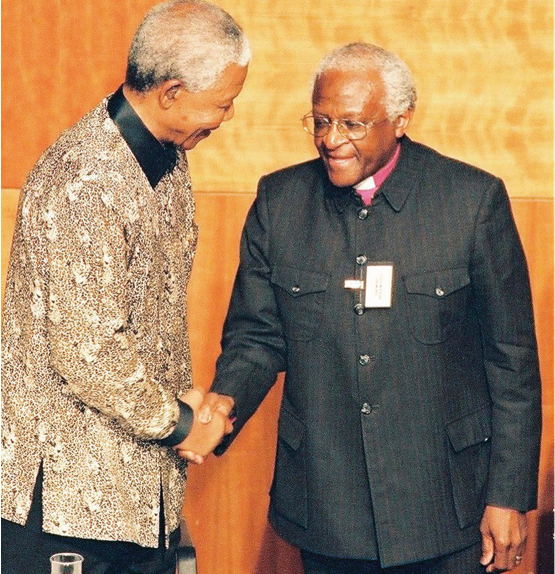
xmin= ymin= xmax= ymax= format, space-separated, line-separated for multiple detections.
xmin=1 ymin=97 xmax=198 ymax=547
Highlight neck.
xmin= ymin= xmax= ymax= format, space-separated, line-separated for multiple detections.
xmin=122 ymin=85 xmax=165 ymax=143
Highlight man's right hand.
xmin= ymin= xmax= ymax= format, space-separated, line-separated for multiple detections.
xmin=172 ymin=388 xmax=233 ymax=464
xmin=197 ymin=392 xmax=235 ymax=424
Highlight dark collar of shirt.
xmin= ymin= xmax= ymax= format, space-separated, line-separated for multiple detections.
xmin=107 ymin=85 xmax=177 ymax=188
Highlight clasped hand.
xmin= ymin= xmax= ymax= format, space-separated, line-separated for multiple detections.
xmin=171 ymin=387 xmax=235 ymax=464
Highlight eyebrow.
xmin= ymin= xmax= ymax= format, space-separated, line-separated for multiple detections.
xmin=313 ymin=112 xmax=366 ymax=121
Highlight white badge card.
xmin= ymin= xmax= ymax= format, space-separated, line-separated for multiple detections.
xmin=364 ymin=264 xmax=393 ymax=308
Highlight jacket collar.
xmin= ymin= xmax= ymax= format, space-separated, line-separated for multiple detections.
xmin=379 ymin=136 xmax=423 ymax=212
xmin=107 ymin=85 xmax=178 ymax=188
xmin=327 ymin=136 xmax=423 ymax=213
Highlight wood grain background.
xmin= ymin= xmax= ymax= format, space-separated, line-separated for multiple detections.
xmin=2 ymin=1 xmax=553 ymax=573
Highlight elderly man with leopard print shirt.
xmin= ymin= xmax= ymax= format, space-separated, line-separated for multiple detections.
xmin=1 ymin=2 xmax=248 ymax=573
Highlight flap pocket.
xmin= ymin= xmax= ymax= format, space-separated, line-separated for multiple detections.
xmin=446 ymin=406 xmax=492 ymax=453
xmin=271 ymin=265 xmax=329 ymax=298
xmin=278 ymin=407 xmax=305 ymax=451
xmin=404 ymin=267 xmax=470 ymax=298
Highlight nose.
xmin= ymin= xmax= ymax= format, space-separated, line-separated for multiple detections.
xmin=321 ymin=121 xmax=348 ymax=149
xmin=222 ymin=103 xmax=235 ymax=123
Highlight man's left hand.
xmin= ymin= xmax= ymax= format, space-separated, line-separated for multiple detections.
xmin=480 ymin=505 xmax=527 ymax=572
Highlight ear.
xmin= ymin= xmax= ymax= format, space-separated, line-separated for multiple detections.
xmin=159 ymin=80 xmax=184 ymax=110
xmin=394 ymin=109 xmax=413 ymax=138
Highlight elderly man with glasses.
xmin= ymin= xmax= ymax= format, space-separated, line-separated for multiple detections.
xmin=202 ymin=43 xmax=541 ymax=574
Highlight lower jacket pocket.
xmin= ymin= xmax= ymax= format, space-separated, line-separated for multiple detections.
xmin=270 ymin=406 xmax=308 ymax=528
xmin=446 ymin=406 xmax=492 ymax=528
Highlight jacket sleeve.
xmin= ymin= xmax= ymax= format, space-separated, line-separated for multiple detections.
xmin=212 ymin=177 xmax=287 ymax=452
xmin=43 ymin=179 xmax=185 ymax=443
xmin=469 ymin=178 xmax=542 ymax=512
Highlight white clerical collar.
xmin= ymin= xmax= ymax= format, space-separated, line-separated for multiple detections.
xmin=353 ymin=174 xmax=376 ymax=191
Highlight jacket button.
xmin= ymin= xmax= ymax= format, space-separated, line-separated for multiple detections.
xmin=361 ymin=403 xmax=372 ymax=414
xmin=356 ymin=255 xmax=368 ymax=265
xmin=358 ymin=208 xmax=369 ymax=220
xmin=354 ymin=303 xmax=365 ymax=315
xmin=291 ymin=285 xmax=301 ymax=293
xmin=358 ymin=354 xmax=372 ymax=365
xmin=435 ymin=287 xmax=445 ymax=297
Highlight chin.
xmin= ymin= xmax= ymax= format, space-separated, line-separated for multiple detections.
xmin=326 ymin=170 xmax=359 ymax=188
xmin=181 ymin=141 xmax=197 ymax=151
xmin=181 ymin=136 xmax=205 ymax=150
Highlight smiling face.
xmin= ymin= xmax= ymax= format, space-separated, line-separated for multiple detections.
xmin=313 ymin=68 xmax=412 ymax=188
xmin=158 ymin=62 xmax=248 ymax=150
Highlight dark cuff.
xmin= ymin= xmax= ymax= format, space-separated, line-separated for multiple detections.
xmin=158 ymin=402 xmax=194 ymax=447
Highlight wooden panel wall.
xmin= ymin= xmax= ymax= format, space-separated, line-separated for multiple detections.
xmin=2 ymin=1 xmax=553 ymax=573
xmin=2 ymin=0 xmax=553 ymax=197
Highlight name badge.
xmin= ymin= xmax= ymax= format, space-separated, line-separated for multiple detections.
xmin=364 ymin=264 xmax=393 ymax=308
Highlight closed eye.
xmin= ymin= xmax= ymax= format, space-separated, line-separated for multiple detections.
xmin=313 ymin=117 xmax=330 ymax=130
xmin=342 ymin=120 xmax=364 ymax=130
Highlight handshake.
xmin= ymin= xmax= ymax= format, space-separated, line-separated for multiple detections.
xmin=172 ymin=387 xmax=235 ymax=464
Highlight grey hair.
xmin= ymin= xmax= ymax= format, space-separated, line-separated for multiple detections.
xmin=312 ymin=43 xmax=417 ymax=121
xmin=126 ymin=0 xmax=251 ymax=93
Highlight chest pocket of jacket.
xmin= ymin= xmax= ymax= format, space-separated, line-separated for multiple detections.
xmin=403 ymin=267 xmax=470 ymax=344
xmin=271 ymin=265 xmax=329 ymax=342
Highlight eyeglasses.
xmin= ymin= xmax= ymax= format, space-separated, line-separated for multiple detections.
xmin=301 ymin=113 xmax=389 ymax=141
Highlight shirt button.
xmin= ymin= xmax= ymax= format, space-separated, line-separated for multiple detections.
xmin=435 ymin=287 xmax=445 ymax=297
xmin=358 ymin=208 xmax=369 ymax=220
xmin=358 ymin=354 xmax=372 ymax=366
xmin=361 ymin=403 xmax=372 ymax=415
xmin=354 ymin=303 xmax=365 ymax=315
xmin=356 ymin=255 xmax=368 ymax=266
xmin=291 ymin=285 xmax=301 ymax=293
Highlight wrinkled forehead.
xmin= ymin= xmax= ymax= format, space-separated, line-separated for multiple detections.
xmin=312 ymin=68 xmax=385 ymax=116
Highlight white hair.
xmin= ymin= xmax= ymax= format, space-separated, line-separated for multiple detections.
xmin=312 ymin=43 xmax=417 ymax=120
xmin=126 ymin=0 xmax=251 ymax=93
